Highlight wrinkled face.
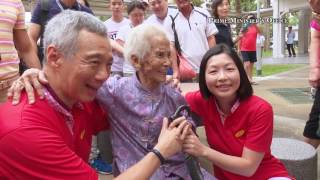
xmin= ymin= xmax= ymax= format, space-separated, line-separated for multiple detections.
xmin=205 ymin=53 xmax=240 ymax=102
xmin=175 ymin=0 xmax=191 ymax=11
xmin=149 ymin=0 xmax=168 ymax=19
xmin=110 ymin=0 xmax=124 ymax=15
xmin=59 ymin=30 xmax=113 ymax=103
xmin=129 ymin=7 xmax=145 ymax=26
xmin=138 ymin=35 xmax=171 ymax=86
xmin=217 ymin=0 xmax=229 ymax=18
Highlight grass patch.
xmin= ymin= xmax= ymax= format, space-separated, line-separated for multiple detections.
xmin=253 ymin=64 xmax=305 ymax=77
xmin=262 ymin=49 xmax=272 ymax=58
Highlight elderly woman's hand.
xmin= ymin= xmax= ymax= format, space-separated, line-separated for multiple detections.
xmin=182 ymin=130 xmax=209 ymax=158
xmin=154 ymin=117 xmax=190 ymax=159
xmin=7 ymin=68 xmax=48 ymax=105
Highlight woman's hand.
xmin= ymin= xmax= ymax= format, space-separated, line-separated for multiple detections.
xmin=182 ymin=130 xmax=208 ymax=157
xmin=7 ymin=68 xmax=48 ymax=105
xmin=154 ymin=117 xmax=190 ymax=159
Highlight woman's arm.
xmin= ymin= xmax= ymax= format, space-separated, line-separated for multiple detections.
xmin=309 ymin=27 xmax=320 ymax=87
xmin=183 ymin=131 xmax=264 ymax=177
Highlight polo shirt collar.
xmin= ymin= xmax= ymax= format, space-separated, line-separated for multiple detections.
xmin=214 ymin=98 xmax=240 ymax=123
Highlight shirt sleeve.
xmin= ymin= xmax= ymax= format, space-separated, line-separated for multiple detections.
xmin=30 ymin=0 xmax=42 ymax=25
xmin=0 ymin=112 xmax=98 ymax=179
xmin=244 ymin=100 xmax=273 ymax=153
xmin=163 ymin=16 xmax=175 ymax=42
xmin=14 ymin=1 xmax=27 ymax=30
xmin=185 ymin=91 xmax=205 ymax=117
xmin=203 ymin=9 xmax=218 ymax=37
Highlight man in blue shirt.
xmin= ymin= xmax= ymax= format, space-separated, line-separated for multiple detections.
xmin=28 ymin=0 xmax=93 ymax=63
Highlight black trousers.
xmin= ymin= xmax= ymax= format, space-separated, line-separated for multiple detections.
xmin=287 ymin=44 xmax=296 ymax=56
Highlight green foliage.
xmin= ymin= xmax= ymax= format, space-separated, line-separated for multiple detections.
xmin=191 ymin=0 xmax=203 ymax=7
xmin=229 ymin=0 xmax=257 ymax=12
xmin=286 ymin=13 xmax=299 ymax=26
xmin=253 ymin=64 xmax=305 ymax=77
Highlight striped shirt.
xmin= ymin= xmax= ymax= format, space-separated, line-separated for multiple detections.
xmin=0 ymin=0 xmax=26 ymax=80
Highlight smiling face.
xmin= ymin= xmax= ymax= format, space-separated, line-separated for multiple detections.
xmin=148 ymin=0 xmax=168 ymax=19
xmin=135 ymin=35 xmax=171 ymax=89
xmin=205 ymin=53 xmax=240 ymax=103
xmin=56 ymin=30 xmax=113 ymax=105
xmin=217 ymin=0 xmax=229 ymax=18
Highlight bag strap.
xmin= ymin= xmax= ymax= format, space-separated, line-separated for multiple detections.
xmin=169 ymin=13 xmax=182 ymax=56
xmin=39 ymin=0 xmax=50 ymax=47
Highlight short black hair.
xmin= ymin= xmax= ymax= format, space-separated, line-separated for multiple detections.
xmin=127 ymin=0 xmax=146 ymax=14
xmin=199 ymin=44 xmax=253 ymax=100
xmin=211 ymin=0 xmax=229 ymax=18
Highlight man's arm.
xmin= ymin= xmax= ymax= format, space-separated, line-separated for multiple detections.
xmin=170 ymin=43 xmax=180 ymax=79
xmin=115 ymin=117 xmax=189 ymax=180
xmin=14 ymin=28 xmax=41 ymax=69
xmin=28 ymin=23 xmax=41 ymax=60
xmin=207 ymin=34 xmax=216 ymax=48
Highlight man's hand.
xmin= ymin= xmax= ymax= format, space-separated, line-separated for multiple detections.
xmin=154 ymin=117 xmax=190 ymax=159
xmin=7 ymin=68 xmax=48 ymax=105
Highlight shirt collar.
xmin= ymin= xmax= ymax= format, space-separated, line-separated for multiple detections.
xmin=133 ymin=73 xmax=163 ymax=97
xmin=214 ymin=98 xmax=240 ymax=122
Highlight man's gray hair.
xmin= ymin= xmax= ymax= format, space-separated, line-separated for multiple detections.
xmin=43 ymin=10 xmax=107 ymax=61
xmin=124 ymin=24 xmax=168 ymax=64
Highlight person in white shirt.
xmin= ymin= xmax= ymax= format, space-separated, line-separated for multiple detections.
xmin=116 ymin=1 xmax=146 ymax=76
xmin=104 ymin=0 xmax=130 ymax=76
xmin=164 ymin=0 xmax=218 ymax=80
xmin=286 ymin=26 xmax=296 ymax=57
xmin=144 ymin=0 xmax=179 ymax=77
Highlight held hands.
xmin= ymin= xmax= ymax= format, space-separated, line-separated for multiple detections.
xmin=182 ymin=130 xmax=208 ymax=157
xmin=154 ymin=117 xmax=190 ymax=159
xmin=7 ymin=68 xmax=47 ymax=105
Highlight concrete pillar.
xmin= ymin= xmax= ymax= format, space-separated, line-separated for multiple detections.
xmin=272 ymin=0 xmax=285 ymax=58
xmin=298 ymin=9 xmax=311 ymax=55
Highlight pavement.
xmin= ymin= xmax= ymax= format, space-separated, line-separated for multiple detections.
xmin=100 ymin=55 xmax=315 ymax=179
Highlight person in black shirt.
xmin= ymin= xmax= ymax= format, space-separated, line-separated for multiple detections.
xmin=211 ymin=0 xmax=241 ymax=48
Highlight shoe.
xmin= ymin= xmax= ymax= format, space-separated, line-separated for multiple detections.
xmin=293 ymin=55 xmax=296 ymax=57
xmin=90 ymin=156 xmax=113 ymax=175
xmin=288 ymin=55 xmax=292 ymax=57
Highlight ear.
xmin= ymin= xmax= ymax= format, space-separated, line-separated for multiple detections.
xmin=46 ymin=45 xmax=64 ymax=68
xmin=131 ymin=54 xmax=141 ymax=70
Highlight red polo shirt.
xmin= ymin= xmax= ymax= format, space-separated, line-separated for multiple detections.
xmin=0 ymin=90 xmax=109 ymax=179
xmin=186 ymin=91 xmax=291 ymax=180
xmin=240 ymin=25 xmax=258 ymax=51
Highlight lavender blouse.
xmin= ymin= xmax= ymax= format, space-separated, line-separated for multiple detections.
xmin=97 ymin=75 xmax=214 ymax=180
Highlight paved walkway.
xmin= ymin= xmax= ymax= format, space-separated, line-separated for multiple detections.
xmin=100 ymin=55 xmax=315 ymax=179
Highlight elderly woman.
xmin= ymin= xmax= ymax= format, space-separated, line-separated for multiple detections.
xmin=8 ymin=24 xmax=215 ymax=179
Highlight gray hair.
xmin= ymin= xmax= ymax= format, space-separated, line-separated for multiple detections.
xmin=123 ymin=24 xmax=168 ymax=65
xmin=43 ymin=10 xmax=107 ymax=61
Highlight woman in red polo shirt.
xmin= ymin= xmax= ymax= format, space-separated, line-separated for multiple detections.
xmin=183 ymin=44 xmax=293 ymax=180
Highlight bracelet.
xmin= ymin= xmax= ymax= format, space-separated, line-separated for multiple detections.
xmin=150 ymin=148 xmax=166 ymax=164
